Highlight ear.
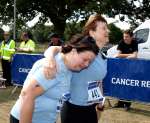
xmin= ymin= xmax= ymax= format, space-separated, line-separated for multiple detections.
xmin=89 ymin=30 xmax=95 ymax=38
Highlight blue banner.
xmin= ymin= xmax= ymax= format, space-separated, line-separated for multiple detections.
xmin=103 ymin=58 xmax=150 ymax=103
xmin=11 ymin=54 xmax=150 ymax=103
xmin=11 ymin=53 xmax=43 ymax=85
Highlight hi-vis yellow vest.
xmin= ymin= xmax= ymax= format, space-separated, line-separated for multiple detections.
xmin=19 ymin=39 xmax=35 ymax=52
xmin=0 ymin=39 xmax=15 ymax=60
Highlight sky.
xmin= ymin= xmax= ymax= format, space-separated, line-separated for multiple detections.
xmin=2 ymin=14 xmax=130 ymax=31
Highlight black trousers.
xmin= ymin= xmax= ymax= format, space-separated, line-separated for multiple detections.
xmin=61 ymin=101 xmax=97 ymax=123
xmin=10 ymin=115 xmax=19 ymax=123
xmin=1 ymin=59 xmax=12 ymax=86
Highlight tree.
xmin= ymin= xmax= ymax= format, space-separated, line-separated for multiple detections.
xmin=64 ymin=21 xmax=82 ymax=41
xmin=0 ymin=0 xmax=92 ymax=36
xmin=31 ymin=24 xmax=53 ymax=43
xmin=108 ymin=23 xmax=123 ymax=44
xmin=0 ymin=28 xmax=4 ymax=41
xmin=0 ymin=0 xmax=150 ymax=37
xmin=104 ymin=0 xmax=150 ymax=28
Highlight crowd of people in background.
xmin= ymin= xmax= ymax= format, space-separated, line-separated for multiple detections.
xmin=0 ymin=31 xmax=36 ymax=88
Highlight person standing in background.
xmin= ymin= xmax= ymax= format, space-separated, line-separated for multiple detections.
xmin=114 ymin=30 xmax=138 ymax=111
xmin=16 ymin=31 xmax=35 ymax=53
xmin=114 ymin=30 xmax=138 ymax=58
xmin=0 ymin=31 xmax=15 ymax=86
xmin=48 ymin=33 xmax=63 ymax=46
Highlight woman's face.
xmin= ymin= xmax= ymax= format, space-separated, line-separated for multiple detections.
xmin=67 ymin=50 xmax=96 ymax=71
xmin=90 ymin=21 xmax=109 ymax=48
xmin=4 ymin=32 xmax=10 ymax=40
xmin=21 ymin=33 xmax=28 ymax=41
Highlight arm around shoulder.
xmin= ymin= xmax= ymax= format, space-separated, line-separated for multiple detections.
xmin=43 ymin=46 xmax=61 ymax=79
xmin=44 ymin=46 xmax=62 ymax=58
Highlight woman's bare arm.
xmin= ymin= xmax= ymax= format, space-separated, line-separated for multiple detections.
xmin=44 ymin=46 xmax=61 ymax=58
xmin=20 ymin=79 xmax=44 ymax=123
xmin=115 ymin=52 xmax=138 ymax=58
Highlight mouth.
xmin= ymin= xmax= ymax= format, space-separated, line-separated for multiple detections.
xmin=105 ymin=35 xmax=109 ymax=38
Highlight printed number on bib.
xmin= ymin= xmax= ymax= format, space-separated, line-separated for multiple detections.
xmin=88 ymin=81 xmax=104 ymax=104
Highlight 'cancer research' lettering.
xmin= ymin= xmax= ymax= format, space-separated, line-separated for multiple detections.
xmin=19 ymin=68 xmax=31 ymax=73
xmin=112 ymin=78 xmax=150 ymax=88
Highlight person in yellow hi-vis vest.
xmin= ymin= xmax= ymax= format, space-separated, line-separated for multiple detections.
xmin=16 ymin=31 xmax=35 ymax=53
xmin=0 ymin=31 xmax=15 ymax=86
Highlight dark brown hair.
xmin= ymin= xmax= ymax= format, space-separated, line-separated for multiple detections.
xmin=62 ymin=34 xmax=99 ymax=55
xmin=83 ymin=14 xmax=107 ymax=36
xmin=123 ymin=30 xmax=133 ymax=37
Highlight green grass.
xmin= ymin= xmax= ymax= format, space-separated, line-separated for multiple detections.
xmin=0 ymin=87 xmax=150 ymax=123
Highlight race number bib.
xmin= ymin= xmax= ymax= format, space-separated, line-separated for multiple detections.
xmin=88 ymin=81 xmax=104 ymax=104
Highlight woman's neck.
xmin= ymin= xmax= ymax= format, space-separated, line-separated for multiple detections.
xmin=96 ymin=41 xmax=105 ymax=49
xmin=61 ymin=53 xmax=69 ymax=67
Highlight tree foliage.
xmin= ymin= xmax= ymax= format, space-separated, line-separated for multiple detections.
xmin=108 ymin=23 xmax=123 ymax=44
xmin=31 ymin=24 xmax=53 ymax=43
xmin=64 ymin=21 xmax=82 ymax=41
xmin=105 ymin=0 xmax=150 ymax=28
xmin=0 ymin=0 xmax=92 ymax=36
xmin=0 ymin=0 xmax=150 ymax=37
xmin=0 ymin=28 xmax=4 ymax=41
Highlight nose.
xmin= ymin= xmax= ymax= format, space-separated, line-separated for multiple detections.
xmin=82 ymin=61 xmax=89 ymax=68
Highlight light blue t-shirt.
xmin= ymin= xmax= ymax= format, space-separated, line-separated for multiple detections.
xmin=11 ymin=53 xmax=72 ymax=123
xmin=69 ymin=53 xmax=107 ymax=106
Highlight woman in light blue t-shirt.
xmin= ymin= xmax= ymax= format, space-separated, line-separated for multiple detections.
xmin=10 ymin=35 xmax=99 ymax=123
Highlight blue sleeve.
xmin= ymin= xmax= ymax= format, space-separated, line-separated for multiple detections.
xmin=33 ymin=67 xmax=57 ymax=91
